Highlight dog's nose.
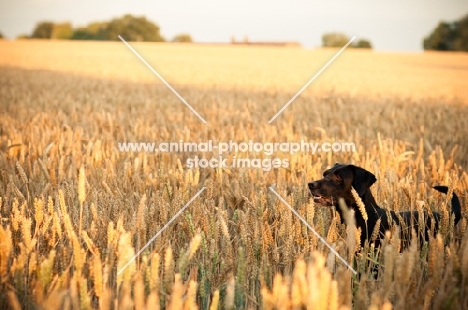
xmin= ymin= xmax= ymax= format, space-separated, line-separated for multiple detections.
xmin=308 ymin=182 xmax=318 ymax=189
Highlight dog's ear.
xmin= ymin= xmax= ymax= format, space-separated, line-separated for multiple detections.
xmin=348 ymin=165 xmax=376 ymax=196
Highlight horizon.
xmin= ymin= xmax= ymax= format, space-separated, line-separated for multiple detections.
xmin=0 ymin=0 xmax=467 ymax=52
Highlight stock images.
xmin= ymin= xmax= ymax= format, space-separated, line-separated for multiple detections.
xmin=1 ymin=1 xmax=468 ymax=309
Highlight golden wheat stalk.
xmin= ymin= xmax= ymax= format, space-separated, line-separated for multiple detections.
xmin=133 ymin=274 xmax=145 ymax=310
xmin=225 ymin=275 xmax=235 ymax=309
xmin=15 ymin=161 xmax=28 ymax=184
xmin=351 ymin=187 xmax=368 ymax=221
xmin=78 ymin=165 xmax=86 ymax=236
xmin=164 ymin=246 xmax=174 ymax=291
xmin=209 ymin=290 xmax=220 ymax=310
xmin=7 ymin=291 xmax=22 ymax=310
xmin=0 ymin=225 xmax=12 ymax=278
xmin=188 ymin=234 xmax=202 ymax=260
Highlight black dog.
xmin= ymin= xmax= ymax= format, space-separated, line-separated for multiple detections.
xmin=308 ymin=163 xmax=461 ymax=249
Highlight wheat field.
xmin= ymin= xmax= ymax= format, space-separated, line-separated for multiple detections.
xmin=1 ymin=40 xmax=468 ymax=309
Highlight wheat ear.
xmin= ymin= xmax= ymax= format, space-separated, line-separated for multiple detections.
xmin=351 ymin=187 xmax=368 ymax=222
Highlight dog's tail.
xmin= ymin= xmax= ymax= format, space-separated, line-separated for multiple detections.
xmin=433 ymin=186 xmax=462 ymax=225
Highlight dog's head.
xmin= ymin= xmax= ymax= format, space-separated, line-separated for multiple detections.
xmin=308 ymin=163 xmax=376 ymax=207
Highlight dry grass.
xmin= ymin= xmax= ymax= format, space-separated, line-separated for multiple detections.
xmin=1 ymin=41 xmax=468 ymax=309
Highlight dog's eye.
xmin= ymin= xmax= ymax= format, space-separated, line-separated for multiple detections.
xmin=334 ymin=174 xmax=342 ymax=182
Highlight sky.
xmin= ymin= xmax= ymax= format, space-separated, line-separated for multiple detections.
xmin=0 ymin=0 xmax=467 ymax=51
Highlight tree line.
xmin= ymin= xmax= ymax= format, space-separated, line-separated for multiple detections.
xmin=320 ymin=12 xmax=468 ymax=52
xmin=5 ymin=12 xmax=467 ymax=51
xmin=423 ymin=13 xmax=468 ymax=51
xmin=18 ymin=14 xmax=192 ymax=42
xmin=321 ymin=33 xmax=372 ymax=49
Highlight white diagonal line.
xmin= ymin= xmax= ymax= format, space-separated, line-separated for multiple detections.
xmin=118 ymin=35 xmax=207 ymax=124
xmin=117 ymin=187 xmax=206 ymax=275
xmin=268 ymin=187 xmax=357 ymax=274
xmin=268 ymin=36 xmax=356 ymax=124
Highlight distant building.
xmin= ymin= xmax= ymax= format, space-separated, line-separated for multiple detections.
xmin=230 ymin=35 xmax=301 ymax=47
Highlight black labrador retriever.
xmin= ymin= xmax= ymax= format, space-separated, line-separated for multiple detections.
xmin=308 ymin=163 xmax=462 ymax=249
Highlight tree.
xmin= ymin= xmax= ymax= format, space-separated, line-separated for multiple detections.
xmin=322 ymin=33 xmax=350 ymax=47
xmin=453 ymin=14 xmax=468 ymax=51
xmin=31 ymin=22 xmax=54 ymax=39
xmin=172 ymin=34 xmax=193 ymax=43
xmin=104 ymin=14 xmax=165 ymax=41
xmin=28 ymin=15 xmax=168 ymax=42
xmin=423 ymin=22 xmax=456 ymax=51
xmin=354 ymin=39 xmax=372 ymax=49
xmin=51 ymin=23 xmax=73 ymax=39
xmin=0 ymin=31 xmax=4 ymax=39
xmin=71 ymin=22 xmax=107 ymax=40
xmin=322 ymin=32 xmax=373 ymax=49
xmin=71 ymin=28 xmax=94 ymax=40
xmin=423 ymin=13 xmax=468 ymax=51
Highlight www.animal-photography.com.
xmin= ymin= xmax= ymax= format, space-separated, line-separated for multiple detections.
xmin=1 ymin=1 xmax=468 ymax=309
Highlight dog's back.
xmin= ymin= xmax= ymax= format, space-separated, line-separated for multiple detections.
xmin=308 ymin=164 xmax=462 ymax=249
